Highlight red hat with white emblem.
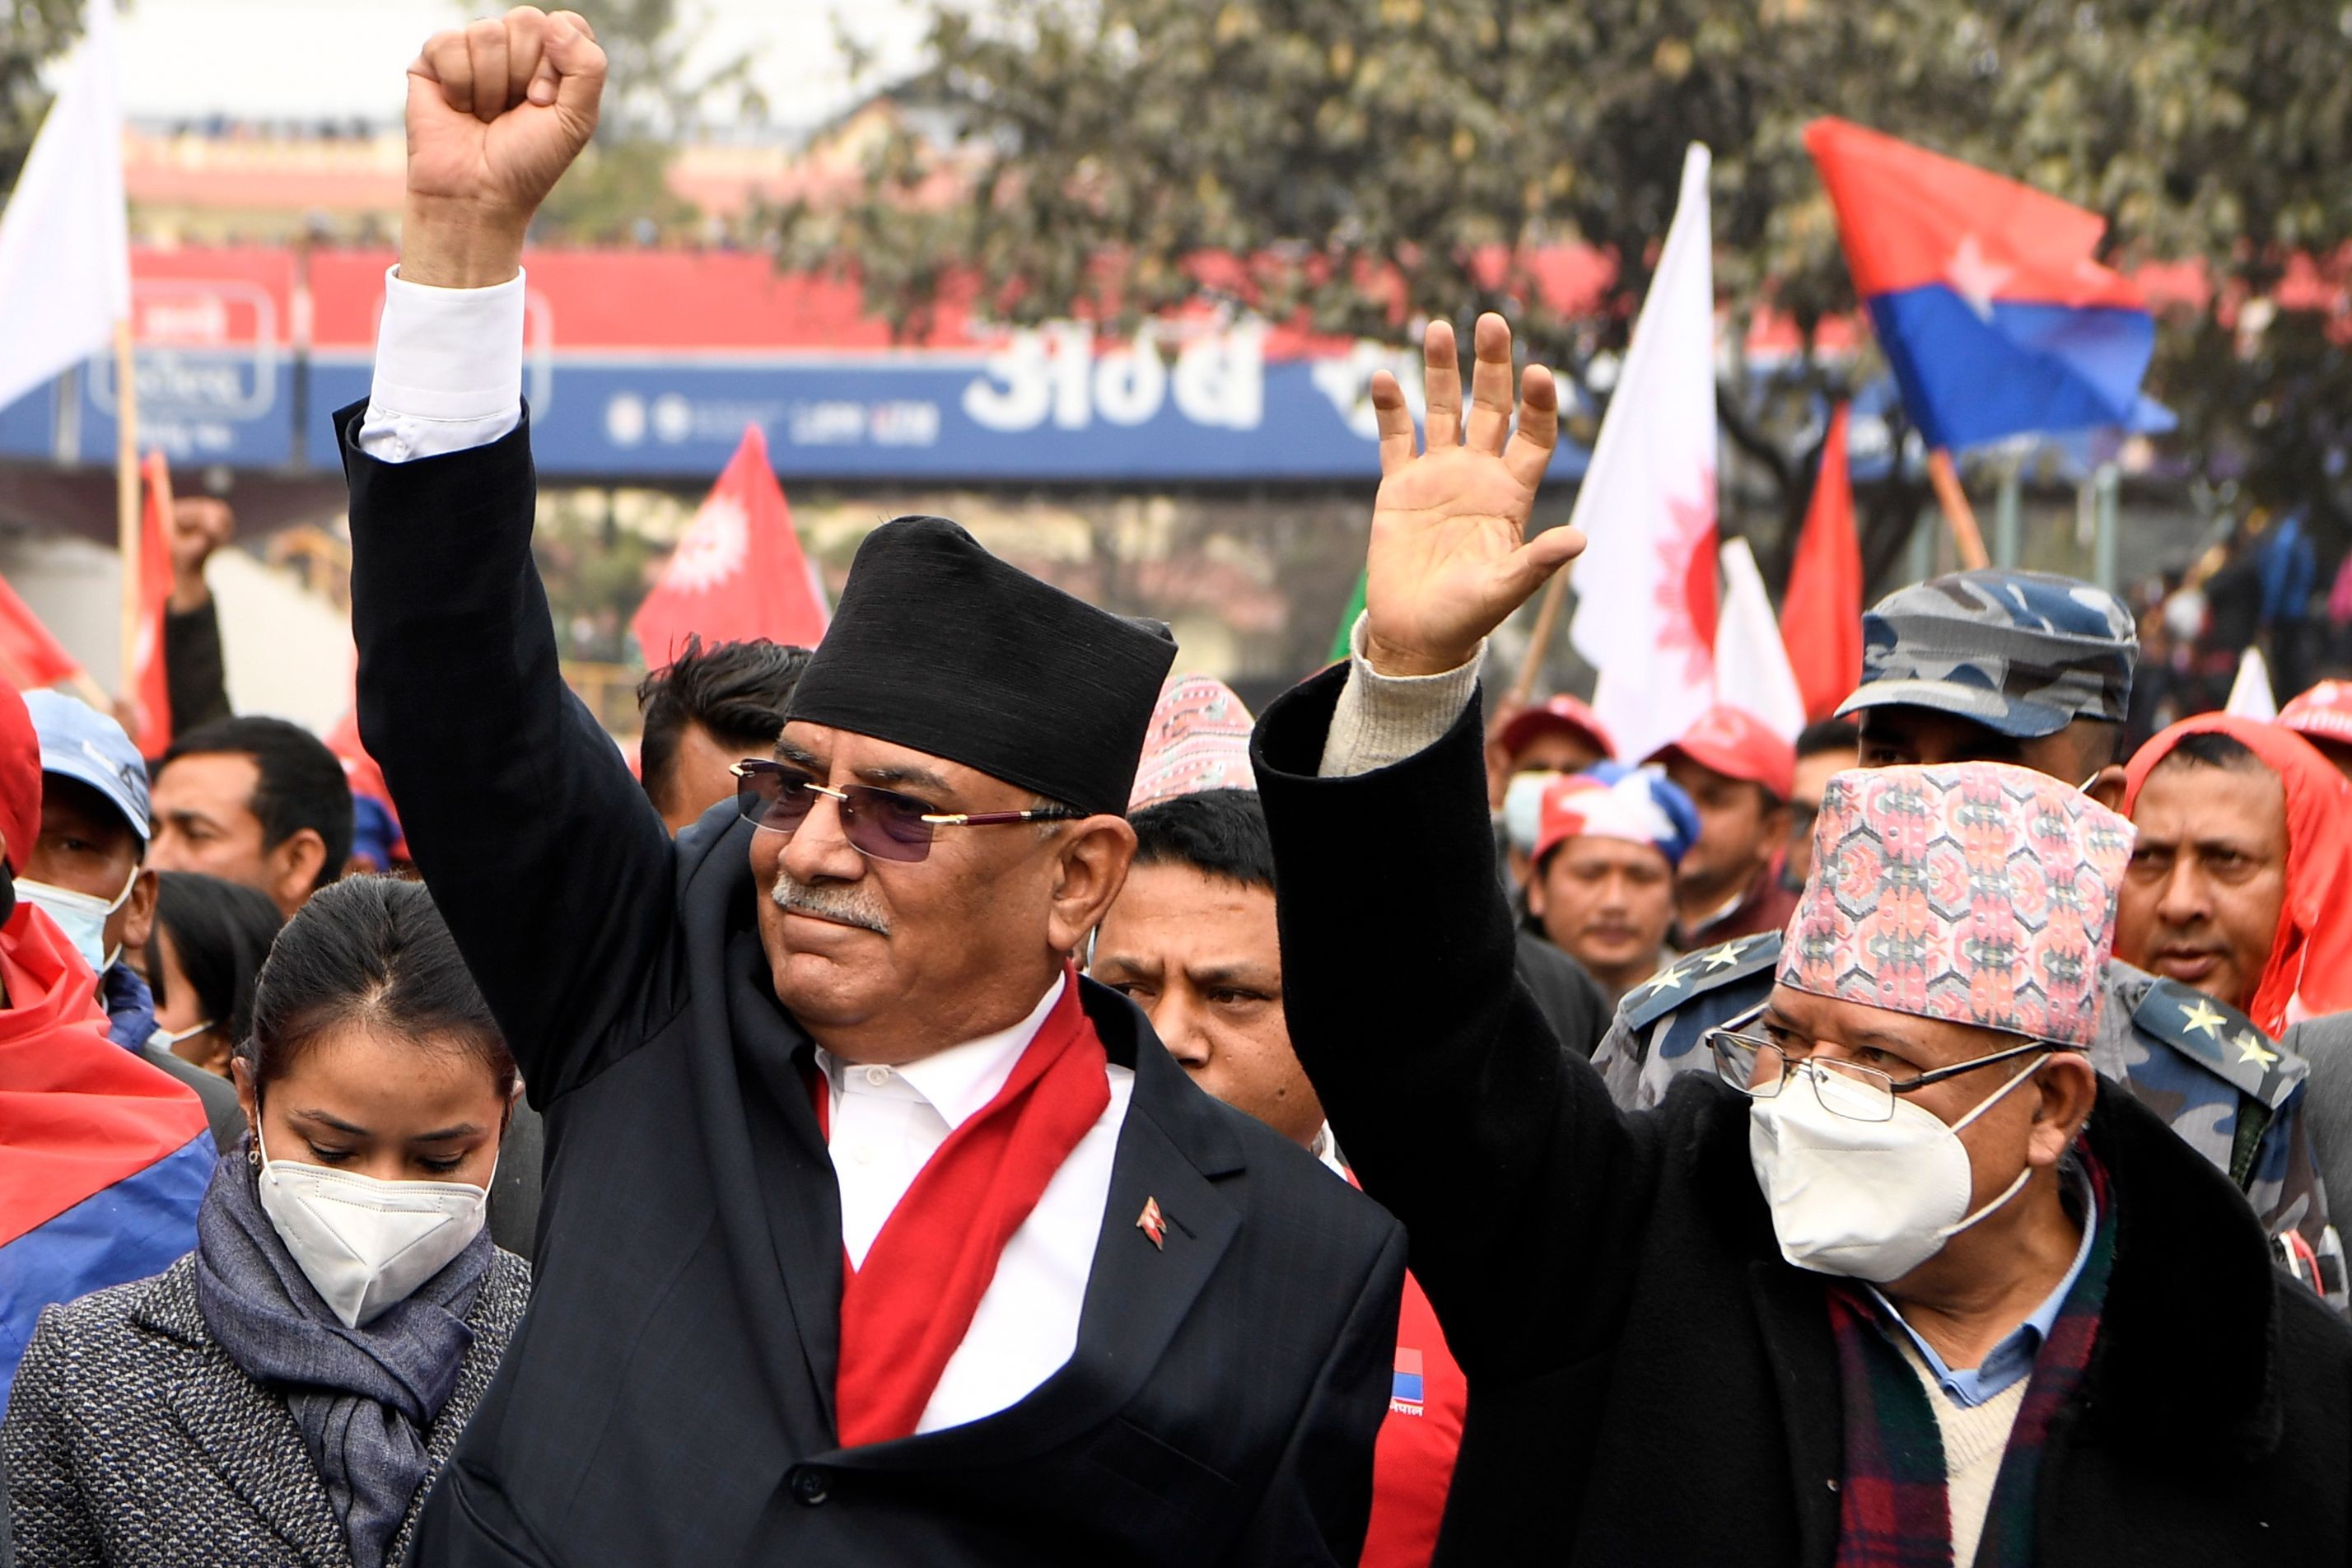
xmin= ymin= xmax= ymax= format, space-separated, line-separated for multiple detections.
xmin=2280 ymin=680 xmax=2352 ymax=749
xmin=1496 ymin=694 xmax=1616 ymax=763
xmin=1644 ymin=705 xmax=1796 ymax=803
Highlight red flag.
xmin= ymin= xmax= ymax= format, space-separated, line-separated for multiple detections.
xmin=1780 ymin=404 xmax=1863 ymax=722
xmin=631 ymin=425 xmax=828 ymax=668
xmin=0 ymin=572 xmax=84 ymax=692
xmin=127 ymin=451 xmax=174 ymax=756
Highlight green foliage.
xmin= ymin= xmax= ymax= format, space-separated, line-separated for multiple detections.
xmin=781 ymin=0 xmax=2352 ymax=562
xmin=0 ymin=0 xmax=86 ymax=197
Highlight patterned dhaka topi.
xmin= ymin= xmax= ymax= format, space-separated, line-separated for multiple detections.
xmin=1780 ymin=762 xmax=2135 ymax=1049
xmin=1127 ymin=674 xmax=1257 ymax=811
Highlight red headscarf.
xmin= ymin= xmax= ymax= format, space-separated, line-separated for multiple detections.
xmin=2123 ymin=713 xmax=2352 ymax=1034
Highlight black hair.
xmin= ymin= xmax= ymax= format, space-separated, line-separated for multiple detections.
xmin=159 ymin=716 xmax=354 ymax=894
xmin=638 ymin=636 xmax=813 ymax=813
xmin=1794 ymin=716 xmax=1861 ymax=760
xmin=147 ymin=871 xmax=283 ymax=1048
xmin=238 ymin=875 xmax=515 ymax=1099
xmin=1128 ymin=789 xmax=1275 ymax=893
xmin=2158 ymin=729 xmax=2266 ymax=773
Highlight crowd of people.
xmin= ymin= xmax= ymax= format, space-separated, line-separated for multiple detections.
xmin=4 ymin=7 xmax=2352 ymax=1565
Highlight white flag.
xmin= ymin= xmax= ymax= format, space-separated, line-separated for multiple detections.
xmin=2225 ymin=646 xmax=2278 ymax=721
xmin=0 ymin=0 xmax=129 ymax=414
xmin=1566 ymin=144 xmax=1720 ymax=764
xmin=1713 ymin=537 xmax=1805 ymax=741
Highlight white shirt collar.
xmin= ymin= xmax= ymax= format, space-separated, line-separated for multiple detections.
xmin=814 ymin=971 xmax=1068 ymax=1132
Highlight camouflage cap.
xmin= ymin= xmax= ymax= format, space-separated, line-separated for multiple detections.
xmin=1836 ymin=569 xmax=2137 ymax=740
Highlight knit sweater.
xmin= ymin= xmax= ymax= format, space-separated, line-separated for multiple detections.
xmin=1890 ymin=1334 xmax=2028 ymax=1568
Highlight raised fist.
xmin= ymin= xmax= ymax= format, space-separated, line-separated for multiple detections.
xmin=401 ymin=7 xmax=605 ymax=287
xmin=167 ymin=496 xmax=234 ymax=613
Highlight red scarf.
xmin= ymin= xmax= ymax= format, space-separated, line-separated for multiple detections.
xmin=2124 ymin=713 xmax=2352 ymax=1033
xmin=820 ymin=969 xmax=1109 ymax=1446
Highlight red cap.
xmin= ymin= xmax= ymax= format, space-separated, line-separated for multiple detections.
xmin=0 ymin=679 xmax=35 ymax=874
xmin=1496 ymin=694 xmax=1615 ymax=763
xmin=1645 ymin=705 xmax=1796 ymax=802
xmin=2280 ymin=680 xmax=2352 ymax=749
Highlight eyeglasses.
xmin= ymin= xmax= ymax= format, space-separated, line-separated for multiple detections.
xmin=731 ymin=760 xmax=1089 ymax=863
xmin=1705 ymin=1027 xmax=2060 ymax=1122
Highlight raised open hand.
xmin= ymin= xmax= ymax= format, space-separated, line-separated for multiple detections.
xmin=1360 ymin=314 xmax=1580 ymax=677
xmin=401 ymin=7 xmax=605 ymax=286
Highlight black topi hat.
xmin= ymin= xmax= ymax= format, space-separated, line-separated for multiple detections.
xmin=786 ymin=516 xmax=1177 ymax=818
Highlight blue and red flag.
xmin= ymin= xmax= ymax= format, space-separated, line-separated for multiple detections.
xmin=0 ymin=904 xmax=211 ymax=1403
xmin=1805 ymin=117 xmax=2156 ymax=451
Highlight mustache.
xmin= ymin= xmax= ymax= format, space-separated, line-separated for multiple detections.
xmin=770 ymin=873 xmax=892 ymax=936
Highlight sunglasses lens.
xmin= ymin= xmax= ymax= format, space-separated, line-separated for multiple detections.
xmin=842 ymin=786 xmax=934 ymax=862
xmin=740 ymin=768 xmax=818 ymax=833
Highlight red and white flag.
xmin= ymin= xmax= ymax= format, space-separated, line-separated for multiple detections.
xmin=1566 ymin=144 xmax=1721 ymax=764
xmin=1781 ymin=403 xmax=1863 ymax=721
xmin=126 ymin=450 xmax=174 ymax=756
xmin=0 ymin=572 xmax=85 ymax=693
xmin=631 ymin=424 xmax=828 ymax=668
xmin=1713 ymin=537 xmax=1805 ymax=741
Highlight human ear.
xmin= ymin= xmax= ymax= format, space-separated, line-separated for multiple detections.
xmin=2026 ymin=1052 xmax=2099 ymax=1169
xmin=232 ymin=1057 xmax=260 ymax=1141
xmin=1044 ymin=818 xmax=1138 ymax=957
xmin=120 ymin=867 xmax=159 ymax=953
xmin=2083 ymin=765 xmax=2128 ymax=813
xmin=271 ymin=830 xmax=329 ymax=912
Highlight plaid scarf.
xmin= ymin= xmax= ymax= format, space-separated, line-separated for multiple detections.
xmin=1826 ymin=1151 xmax=2116 ymax=1568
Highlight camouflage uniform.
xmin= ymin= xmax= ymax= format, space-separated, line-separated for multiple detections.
xmin=1590 ymin=568 xmax=2344 ymax=1305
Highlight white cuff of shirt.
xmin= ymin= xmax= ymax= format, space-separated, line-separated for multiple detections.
xmin=353 ymin=267 xmax=526 ymax=463
xmin=1315 ymin=613 xmax=1485 ymax=778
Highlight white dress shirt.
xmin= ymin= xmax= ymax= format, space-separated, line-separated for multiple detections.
xmin=815 ymin=973 xmax=1134 ymax=1434
xmin=357 ymin=277 xmax=1134 ymax=1434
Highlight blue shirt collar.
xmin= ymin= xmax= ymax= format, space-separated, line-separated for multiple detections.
xmin=1869 ymin=1158 xmax=2097 ymax=1409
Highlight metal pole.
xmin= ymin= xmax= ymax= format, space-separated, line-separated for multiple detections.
xmin=1994 ymin=456 xmax=2023 ymax=568
xmin=2093 ymin=463 xmax=2120 ymax=596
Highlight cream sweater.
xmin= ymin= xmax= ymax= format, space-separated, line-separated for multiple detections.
xmin=1891 ymin=1335 xmax=2028 ymax=1568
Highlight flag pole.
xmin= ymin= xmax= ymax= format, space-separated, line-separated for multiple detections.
xmin=1510 ymin=561 xmax=1574 ymax=707
xmin=1925 ymin=448 xmax=1990 ymax=571
xmin=113 ymin=317 xmax=140 ymax=714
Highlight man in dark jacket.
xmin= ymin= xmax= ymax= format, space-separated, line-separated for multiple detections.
xmin=1253 ymin=311 xmax=2352 ymax=1564
xmin=340 ymin=12 xmax=1403 ymax=1565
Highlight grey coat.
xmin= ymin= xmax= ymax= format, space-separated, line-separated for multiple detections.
xmin=0 ymin=1249 xmax=530 ymax=1567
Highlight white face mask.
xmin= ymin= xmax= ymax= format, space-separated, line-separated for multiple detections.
xmin=19 ymin=866 xmax=137 ymax=975
xmin=1748 ymin=1055 xmax=2046 ymax=1283
xmin=251 ymin=1115 xmax=494 ymax=1328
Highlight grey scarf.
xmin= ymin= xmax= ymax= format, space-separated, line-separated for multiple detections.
xmin=194 ymin=1146 xmax=490 ymax=1568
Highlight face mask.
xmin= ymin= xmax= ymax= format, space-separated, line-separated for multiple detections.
xmin=1748 ymin=1055 xmax=2046 ymax=1283
xmin=251 ymin=1114 xmax=494 ymax=1328
xmin=18 ymin=867 xmax=137 ymax=975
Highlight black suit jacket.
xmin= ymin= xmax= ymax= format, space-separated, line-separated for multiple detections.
xmin=1253 ymin=665 xmax=2352 ymax=1566
xmin=338 ymin=407 xmax=1405 ymax=1568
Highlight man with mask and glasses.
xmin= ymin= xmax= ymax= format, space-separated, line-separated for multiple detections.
xmin=1590 ymin=569 xmax=2337 ymax=1302
xmin=332 ymin=12 xmax=1404 ymax=1564
xmin=1251 ymin=312 xmax=2352 ymax=1563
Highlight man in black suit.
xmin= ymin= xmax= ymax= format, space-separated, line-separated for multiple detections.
xmin=341 ymin=12 xmax=1402 ymax=1565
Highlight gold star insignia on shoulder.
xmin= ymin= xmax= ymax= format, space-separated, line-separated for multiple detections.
xmin=1703 ymin=945 xmax=1747 ymax=971
xmin=2233 ymin=1031 xmax=2279 ymax=1067
xmin=2178 ymin=998 xmax=2228 ymax=1039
